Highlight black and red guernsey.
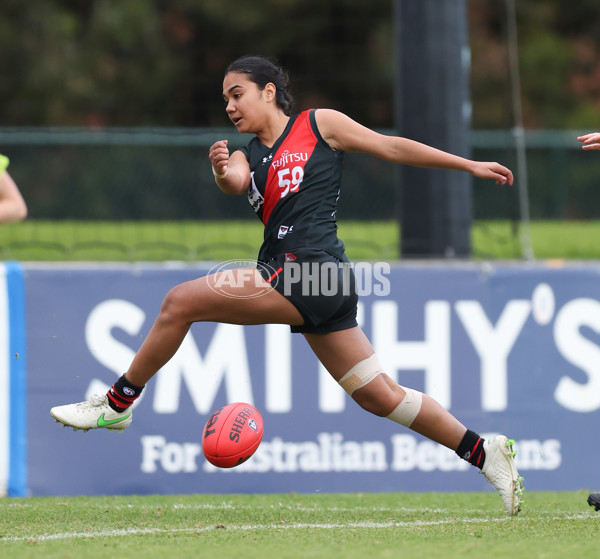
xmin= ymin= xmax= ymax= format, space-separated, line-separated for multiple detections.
xmin=240 ymin=109 xmax=346 ymax=264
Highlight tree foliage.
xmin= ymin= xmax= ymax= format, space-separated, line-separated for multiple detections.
xmin=0 ymin=0 xmax=392 ymax=127
xmin=469 ymin=0 xmax=600 ymax=128
xmin=0 ymin=0 xmax=599 ymax=129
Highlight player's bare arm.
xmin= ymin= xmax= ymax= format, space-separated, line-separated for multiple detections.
xmin=0 ymin=170 xmax=27 ymax=222
xmin=208 ymin=140 xmax=251 ymax=195
xmin=578 ymin=132 xmax=600 ymax=151
xmin=315 ymin=108 xmax=513 ymax=185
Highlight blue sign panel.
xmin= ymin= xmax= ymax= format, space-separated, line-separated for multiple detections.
xmin=23 ymin=262 xmax=600 ymax=496
xmin=0 ymin=262 xmax=27 ymax=497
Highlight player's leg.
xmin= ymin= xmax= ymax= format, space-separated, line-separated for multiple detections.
xmin=304 ymin=326 xmax=466 ymax=448
xmin=304 ymin=325 xmax=524 ymax=515
xmin=50 ymin=268 xmax=303 ymax=431
xmin=124 ymin=268 xmax=303 ymax=387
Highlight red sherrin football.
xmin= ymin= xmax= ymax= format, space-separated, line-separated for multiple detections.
xmin=202 ymin=402 xmax=264 ymax=468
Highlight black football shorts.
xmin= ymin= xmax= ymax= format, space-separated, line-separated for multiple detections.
xmin=258 ymin=248 xmax=359 ymax=334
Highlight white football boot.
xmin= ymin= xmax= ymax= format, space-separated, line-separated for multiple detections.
xmin=50 ymin=394 xmax=132 ymax=433
xmin=481 ymin=435 xmax=524 ymax=516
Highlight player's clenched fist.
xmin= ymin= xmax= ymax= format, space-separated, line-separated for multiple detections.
xmin=209 ymin=139 xmax=230 ymax=177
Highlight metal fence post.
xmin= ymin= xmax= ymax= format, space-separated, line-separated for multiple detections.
xmin=394 ymin=0 xmax=472 ymax=258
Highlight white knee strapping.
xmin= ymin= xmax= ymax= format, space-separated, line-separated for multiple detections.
xmin=338 ymin=353 xmax=384 ymax=396
xmin=338 ymin=354 xmax=423 ymax=427
xmin=386 ymin=387 xmax=423 ymax=427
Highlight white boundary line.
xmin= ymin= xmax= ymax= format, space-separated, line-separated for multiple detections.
xmin=1 ymin=514 xmax=596 ymax=543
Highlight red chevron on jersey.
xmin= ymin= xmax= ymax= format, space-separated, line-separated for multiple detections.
xmin=261 ymin=111 xmax=318 ymax=225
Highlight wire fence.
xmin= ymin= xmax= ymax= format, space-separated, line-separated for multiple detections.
xmin=0 ymin=127 xmax=598 ymax=261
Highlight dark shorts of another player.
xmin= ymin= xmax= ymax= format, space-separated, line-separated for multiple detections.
xmin=258 ymin=248 xmax=359 ymax=334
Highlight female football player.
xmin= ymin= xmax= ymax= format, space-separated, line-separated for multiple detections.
xmin=52 ymin=55 xmax=523 ymax=515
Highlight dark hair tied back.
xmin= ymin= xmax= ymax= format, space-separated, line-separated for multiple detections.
xmin=226 ymin=55 xmax=294 ymax=116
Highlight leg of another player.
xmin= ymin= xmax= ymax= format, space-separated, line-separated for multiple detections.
xmin=303 ymin=326 xmax=467 ymax=450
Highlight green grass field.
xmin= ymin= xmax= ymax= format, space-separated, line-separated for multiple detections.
xmin=1 ymin=222 xmax=597 ymax=557
xmin=0 ymin=220 xmax=599 ymax=262
xmin=1 ymin=491 xmax=597 ymax=558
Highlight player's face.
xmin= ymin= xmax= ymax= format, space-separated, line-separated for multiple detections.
xmin=222 ymin=72 xmax=270 ymax=133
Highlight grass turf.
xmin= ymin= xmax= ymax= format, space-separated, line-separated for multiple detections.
xmin=0 ymin=491 xmax=598 ymax=558
xmin=0 ymin=220 xmax=598 ymax=262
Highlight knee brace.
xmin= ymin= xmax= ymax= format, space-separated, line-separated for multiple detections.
xmin=337 ymin=353 xmax=423 ymax=427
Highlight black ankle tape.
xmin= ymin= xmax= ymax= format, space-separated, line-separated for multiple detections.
xmin=456 ymin=429 xmax=486 ymax=470
xmin=107 ymin=374 xmax=144 ymax=412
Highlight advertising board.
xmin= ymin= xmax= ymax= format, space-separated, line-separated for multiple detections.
xmin=3 ymin=261 xmax=597 ymax=496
